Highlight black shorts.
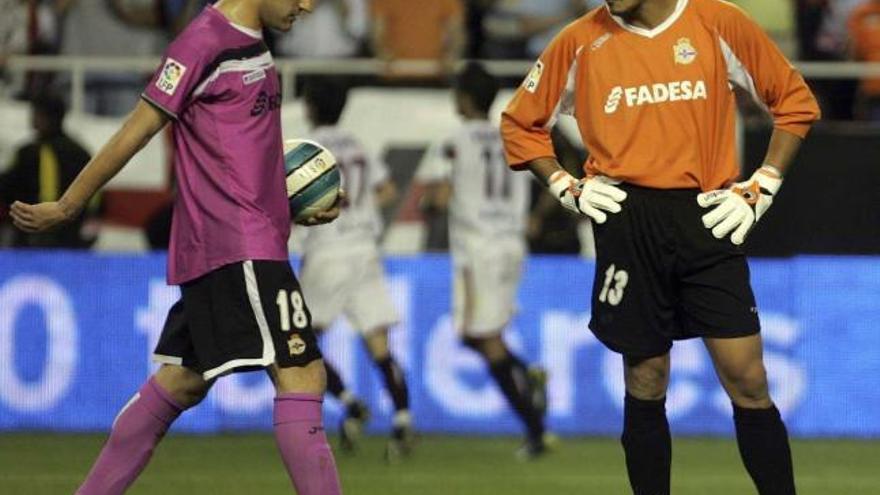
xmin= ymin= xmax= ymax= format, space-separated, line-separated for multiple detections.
xmin=588 ymin=184 xmax=760 ymax=358
xmin=154 ymin=260 xmax=322 ymax=380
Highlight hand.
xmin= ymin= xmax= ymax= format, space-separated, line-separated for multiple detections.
xmin=697 ymin=165 xmax=782 ymax=245
xmin=9 ymin=200 xmax=77 ymax=233
xmin=548 ymin=171 xmax=627 ymax=224
xmin=295 ymin=190 xmax=347 ymax=227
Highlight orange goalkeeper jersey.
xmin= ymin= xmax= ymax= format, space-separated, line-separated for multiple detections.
xmin=501 ymin=0 xmax=820 ymax=191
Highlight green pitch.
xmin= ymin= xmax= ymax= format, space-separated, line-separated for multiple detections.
xmin=1 ymin=434 xmax=877 ymax=494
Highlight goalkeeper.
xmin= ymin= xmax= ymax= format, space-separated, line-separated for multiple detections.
xmin=500 ymin=0 xmax=820 ymax=494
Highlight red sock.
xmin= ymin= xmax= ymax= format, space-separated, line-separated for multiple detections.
xmin=273 ymin=393 xmax=342 ymax=495
xmin=77 ymin=377 xmax=182 ymax=495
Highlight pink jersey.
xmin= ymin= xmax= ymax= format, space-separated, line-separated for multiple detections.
xmin=142 ymin=6 xmax=290 ymax=284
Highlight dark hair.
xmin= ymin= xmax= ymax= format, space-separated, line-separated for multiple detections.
xmin=31 ymin=94 xmax=67 ymax=126
xmin=302 ymin=77 xmax=349 ymax=126
xmin=454 ymin=61 xmax=499 ymax=114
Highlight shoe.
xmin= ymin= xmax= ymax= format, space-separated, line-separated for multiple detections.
xmin=527 ymin=366 xmax=548 ymax=416
xmin=515 ymin=432 xmax=557 ymax=461
xmin=338 ymin=399 xmax=370 ymax=453
xmin=384 ymin=421 xmax=416 ymax=464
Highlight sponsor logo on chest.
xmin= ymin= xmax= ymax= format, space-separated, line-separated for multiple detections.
xmin=604 ymin=80 xmax=708 ymax=114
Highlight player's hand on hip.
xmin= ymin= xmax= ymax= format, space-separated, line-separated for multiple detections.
xmin=296 ymin=189 xmax=347 ymax=226
xmin=9 ymin=200 xmax=75 ymax=233
xmin=697 ymin=165 xmax=782 ymax=245
xmin=548 ymin=171 xmax=627 ymax=224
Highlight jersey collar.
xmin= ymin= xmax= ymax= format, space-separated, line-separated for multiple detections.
xmin=607 ymin=0 xmax=688 ymax=39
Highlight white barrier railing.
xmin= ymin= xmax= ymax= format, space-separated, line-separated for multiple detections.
xmin=6 ymin=55 xmax=880 ymax=114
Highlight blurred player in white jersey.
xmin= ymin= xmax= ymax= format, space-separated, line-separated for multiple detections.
xmin=300 ymin=78 xmax=413 ymax=461
xmin=420 ymin=62 xmax=550 ymax=459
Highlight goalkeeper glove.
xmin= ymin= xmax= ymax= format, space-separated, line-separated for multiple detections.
xmin=548 ymin=171 xmax=627 ymax=224
xmin=696 ymin=165 xmax=783 ymax=245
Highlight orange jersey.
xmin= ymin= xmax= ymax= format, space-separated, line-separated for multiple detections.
xmin=501 ymin=0 xmax=820 ymax=191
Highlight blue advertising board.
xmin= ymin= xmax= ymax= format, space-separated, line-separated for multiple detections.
xmin=1 ymin=252 xmax=879 ymax=437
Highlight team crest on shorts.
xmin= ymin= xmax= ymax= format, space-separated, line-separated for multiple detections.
xmin=673 ymin=38 xmax=697 ymax=65
xmin=288 ymin=334 xmax=307 ymax=356
xmin=156 ymin=58 xmax=187 ymax=95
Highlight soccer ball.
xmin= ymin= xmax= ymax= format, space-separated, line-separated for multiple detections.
xmin=283 ymin=138 xmax=341 ymax=222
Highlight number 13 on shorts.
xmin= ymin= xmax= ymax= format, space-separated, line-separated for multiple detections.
xmin=276 ymin=289 xmax=309 ymax=331
xmin=599 ymin=264 xmax=629 ymax=306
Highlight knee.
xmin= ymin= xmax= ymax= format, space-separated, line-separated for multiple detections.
xmin=272 ymin=360 xmax=327 ymax=395
xmin=722 ymin=361 xmax=771 ymax=408
xmin=154 ymin=366 xmax=210 ymax=409
xmin=624 ymin=357 xmax=669 ymax=401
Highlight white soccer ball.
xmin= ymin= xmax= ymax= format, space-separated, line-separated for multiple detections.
xmin=283 ymin=138 xmax=341 ymax=222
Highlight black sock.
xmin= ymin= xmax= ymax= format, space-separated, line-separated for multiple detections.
xmin=324 ymin=361 xmax=346 ymax=399
xmin=621 ymin=394 xmax=671 ymax=495
xmin=374 ymin=356 xmax=409 ymax=412
xmin=488 ymin=354 xmax=544 ymax=442
xmin=733 ymin=404 xmax=796 ymax=495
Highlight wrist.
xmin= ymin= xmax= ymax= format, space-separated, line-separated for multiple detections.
xmin=758 ymin=164 xmax=783 ymax=179
xmin=754 ymin=165 xmax=783 ymax=195
xmin=58 ymin=197 xmax=82 ymax=220
xmin=548 ymin=170 xmax=575 ymax=199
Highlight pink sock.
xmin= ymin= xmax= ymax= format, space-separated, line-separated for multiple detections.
xmin=77 ymin=377 xmax=183 ymax=495
xmin=273 ymin=393 xmax=342 ymax=495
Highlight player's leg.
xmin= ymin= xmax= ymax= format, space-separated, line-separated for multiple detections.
xmin=621 ymin=353 xmax=672 ymax=495
xmin=461 ymin=332 xmax=547 ymax=456
xmin=346 ymin=252 xmax=413 ymax=459
xmin=247 ymin=260 xmax=340 ymax=495
xmin=362 ymin=327 xmax=413 ymax=459
xmin=317 ymin=325 xmax=370 ymax=453
xmin=77 ymin=300 xmax=212 ymax=495
xmin=704 ymin=335 xmax=795 ymax=495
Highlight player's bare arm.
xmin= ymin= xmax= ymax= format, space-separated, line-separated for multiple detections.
xmin=10 ymin=100 xmax=168 ymax=233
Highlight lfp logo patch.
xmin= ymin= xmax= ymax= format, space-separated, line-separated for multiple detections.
xmin=523 ymin=60 xmax=544 ymax=93
xmin=673 ymin=38 xmax=697 ymax=65
xmin=156 ymin=58 xmax=187 ymax=95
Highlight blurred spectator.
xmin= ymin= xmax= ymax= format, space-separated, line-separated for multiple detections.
xmin=796 ymin=0 xmax=859 ymax=119
xmin=0 ymin=0 xmax=61 ymax=99
xmin=482 ymin=0 xmax=595 ymax=59
xmin=848 ymin=0 xmax=880 ymax=120
xmin=0 ymin=94 xmax=101 ymax=248
xmin=58 ymin=0 xmax=164 ymax=115
xmin=277 ymin=0 xmax=367 ymax=58
xmin=0 ymin=0 xmax=29 ymax=96
xmin=732 ymin=0 xmax=797 ymax=57
xmin=370 ymin=0 xmax=466 ymax=78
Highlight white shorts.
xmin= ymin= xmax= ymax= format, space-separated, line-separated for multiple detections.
xmin=452 ymin=235 xmax=525 ymax=337
xmin=299 ymin=246 xmax=399 ymax=334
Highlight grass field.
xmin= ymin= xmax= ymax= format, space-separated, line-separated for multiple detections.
xmin=1 ymin=434 xmax=878 ymax=494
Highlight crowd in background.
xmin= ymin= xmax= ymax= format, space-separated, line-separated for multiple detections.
xmin=0 ymin=0 xmax=879 ymax=118
xmin=0 ymin=0 xmax=878 ymax=250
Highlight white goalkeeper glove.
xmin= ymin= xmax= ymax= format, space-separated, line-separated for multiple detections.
xmin=548 ymin=171 xmax=627 ymax=224
xmin=696 ymin=165 xmax=783 ymax=245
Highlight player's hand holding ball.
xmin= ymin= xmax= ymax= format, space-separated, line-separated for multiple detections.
xmin=295 ymin=189 xmax=347 ymax=226
xmin=548 ymin=171 xmax=627 ymax=224
xmin=283 ymin=138 xmax=344 ymax=226
xmin=697 ymin=165 xmax=783 ymax=245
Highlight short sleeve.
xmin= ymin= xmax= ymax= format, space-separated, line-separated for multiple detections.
xmin=141 ymin=40 xmax=210 ymax=119
xmin=416 ymin=138 xmax=455 ymax=183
